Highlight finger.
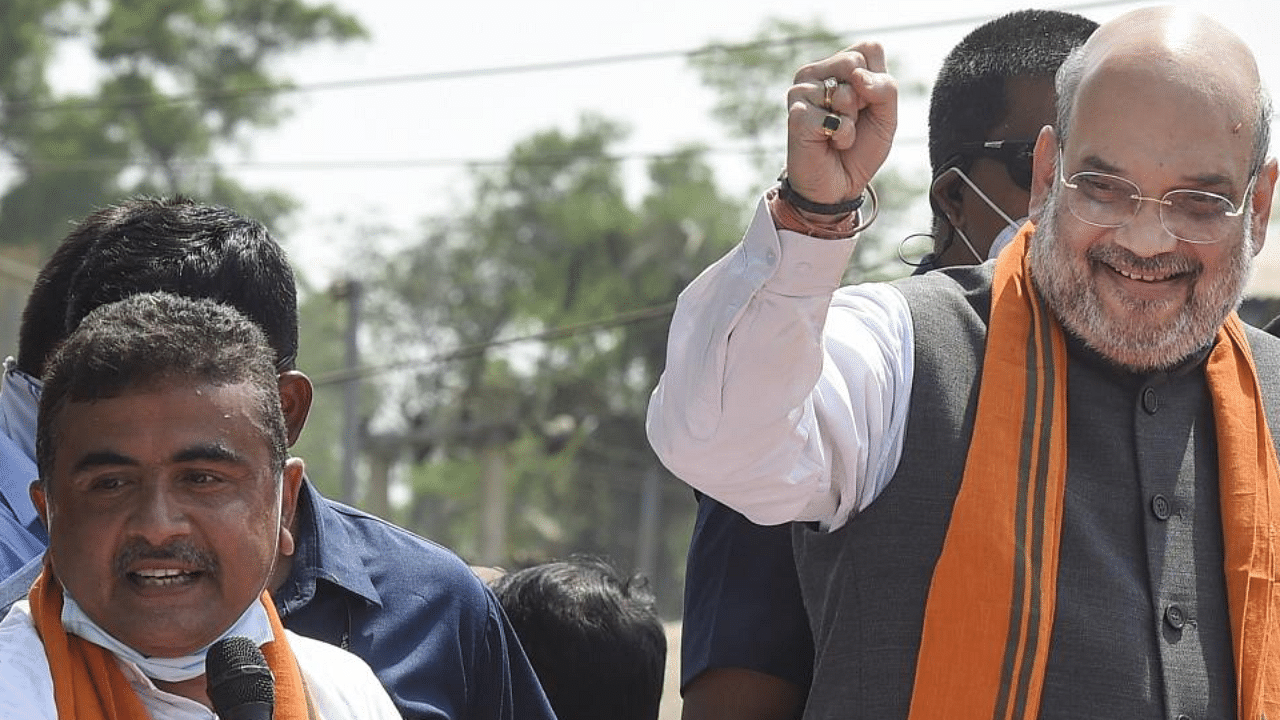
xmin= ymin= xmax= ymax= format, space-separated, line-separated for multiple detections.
xmin=794 ymin=41 xmax=885 ymax=85
xmin=785 ymin=80 xmax=834 ymax=115
xmin=848 ymin=41 xmax=887 ymax=74
xmin=849 ymin=65 xmax=898 ymax=138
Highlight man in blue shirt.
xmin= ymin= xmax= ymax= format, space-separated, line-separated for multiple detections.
xmin=0 ymin=197 xmax=556 ymax=720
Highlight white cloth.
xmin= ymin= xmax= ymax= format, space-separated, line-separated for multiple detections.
xmin=0 ymin=600 xmax=402 ymax=720
xmin=61 ymin=592 xmax=274 ymax=683
xmin=646 ymin=196 xmax=917 ymax=530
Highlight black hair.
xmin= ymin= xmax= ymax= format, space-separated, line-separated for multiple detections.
xmin=490 ymin=557 xmax=666 ymax=720
xmin=36 ymin=292 xmax=287 ymax=483
xmin=928 ymin=9 xmax=1098 ymax=177
xmin=17 ymin=196 xmax=298 ymax=378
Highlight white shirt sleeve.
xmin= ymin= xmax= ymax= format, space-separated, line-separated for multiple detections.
xmin=646 ymin=196 xmax=914 ymax=530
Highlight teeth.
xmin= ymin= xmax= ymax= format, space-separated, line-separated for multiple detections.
xmin=1118 ymin=268 xmax=1168 ymax=282
xmin=135 ymin=568 xmax=185 ymax=578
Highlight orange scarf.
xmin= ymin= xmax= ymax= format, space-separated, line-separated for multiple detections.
xmin=908 ymin=224 xmax=1280 ymax=720
xmin=29 ymin=563 xmax=315 ymax=720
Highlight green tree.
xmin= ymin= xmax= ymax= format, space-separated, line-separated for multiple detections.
xmin=0 ymin=0 xmax=365 ymax=253
xmin=362 ymin=116 xmax=748 ymax=613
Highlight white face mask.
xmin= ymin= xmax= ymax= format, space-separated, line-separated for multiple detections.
xmin=61 ymin=591 xmax=274 ymax=682
xmin=933 ymin=166 xmax=1023 ymax=263
xmin=986 ymin=215 xmax=1029 ymax=260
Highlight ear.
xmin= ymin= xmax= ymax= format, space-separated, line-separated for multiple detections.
xmin=277 ymin=457 xmax=305 ymax=558
xmin=29 ymin=479 xmax=48 ymax=529
xmin=1248 ymin=156 xmax=1278 ymax=256
xmin=277 ymin=371 xmax=313 ymax=447
xmin=929 ymin=168 xmax=966 ymax=230
xmin=1028 ymin=125 xmax=1059 ymax=223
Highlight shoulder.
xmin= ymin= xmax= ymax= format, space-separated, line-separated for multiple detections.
xmin=0 ymin=556 xmax=42 ymax=615
xmin=289 ymin=631 xmax=402 ymax=720
xmin=1245 ymin=321 xmax=1280 ymax=365
xmin=0 ymin=601 xmax=56 ymax=719
xmin=892 ymin=261 xmax=994 ymax=319
xmin=316 ymin=497 xmax=493 ymax=604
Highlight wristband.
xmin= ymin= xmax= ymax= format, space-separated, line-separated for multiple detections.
xmin=777 ymin=174 xmax=866 ymax=215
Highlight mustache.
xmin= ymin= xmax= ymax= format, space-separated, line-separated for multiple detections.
xmin=114 ymin=539 xmax=219 ymax=576
xmin=1087 ymin=242 xmax=1200 ymax=276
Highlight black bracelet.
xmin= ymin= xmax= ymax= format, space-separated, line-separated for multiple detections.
xmin=777 ymin=174 xmax=866 ymax=215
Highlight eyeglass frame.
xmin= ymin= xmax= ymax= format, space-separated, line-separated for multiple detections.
xmin=1054 ymin=146 xmax=1257 ymax=245
xmin=938 ymin=140 xmax=1037 ymax=192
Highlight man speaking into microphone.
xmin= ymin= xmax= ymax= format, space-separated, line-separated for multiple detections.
xmin=0 ymin=293 xmax=401 ymax=720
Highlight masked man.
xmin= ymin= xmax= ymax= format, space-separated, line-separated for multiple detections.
xmin=0 ymin=293 xmax=401 ymax=719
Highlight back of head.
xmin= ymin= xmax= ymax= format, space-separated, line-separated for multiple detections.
xmin=928 ymin=9 xmax=1098 ymax=176
xmin=491 ymin=557 xmax=666 ymax=720
xmin=36 ymin=291 xmax=287 ymax=481
xmin=18 ymin=196 xmax=299 ymax=378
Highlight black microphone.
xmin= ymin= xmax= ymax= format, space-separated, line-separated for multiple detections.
xmin=206 ymin=636 xmax=275 ymax=720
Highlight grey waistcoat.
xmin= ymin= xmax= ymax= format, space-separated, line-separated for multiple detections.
xmin=793 ymin=263 xmax=1280 ymax=720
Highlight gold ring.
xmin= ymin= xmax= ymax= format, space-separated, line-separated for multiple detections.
xmin=821 ymin=113 xmax=841 ymax=137
xmin=823 ymin=77 xmax=839 ymax=109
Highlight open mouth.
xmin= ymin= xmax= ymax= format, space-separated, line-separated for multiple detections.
xmin=1103 ymin=259 xmax=1193 ymax=285
xmin=128 ymin=568 xmax=203 ymax=588
xmin=1115 ymin=267 xmax=1178 ymax=283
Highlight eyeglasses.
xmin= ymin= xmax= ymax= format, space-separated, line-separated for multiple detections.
xmin=952 ymin=140 xmax=1036 ymax=191
xmin=1056 ymin=148 xmax=1255 ymax=245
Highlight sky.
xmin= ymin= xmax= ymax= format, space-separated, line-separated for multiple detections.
xmin=229 ymin=0 xmax=1280 ymax=289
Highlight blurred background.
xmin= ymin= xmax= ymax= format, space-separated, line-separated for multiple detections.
xmin=1 ymin=0 xmax=1277 ymax=636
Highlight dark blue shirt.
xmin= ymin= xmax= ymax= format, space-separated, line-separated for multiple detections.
xmin=0 ymin=480 xmax=557 ymax=720
xmin=681 ymin=494 xmax=813 ymax=691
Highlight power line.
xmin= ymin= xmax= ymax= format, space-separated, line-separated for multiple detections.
xmin=11 ymin=1 xmax=1136 ymax=114
xmin=4 ymin=135 xmax=928 ymax=173
xmin=309 ymin=301 xmax=675 ymax=387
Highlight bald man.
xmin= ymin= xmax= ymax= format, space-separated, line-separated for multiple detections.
xmin=648 ymin=7 xmax=1280 ymax=719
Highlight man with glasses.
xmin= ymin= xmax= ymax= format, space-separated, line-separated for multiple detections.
xmin=677 ymin=11 xmax=1097 ymax=720
xmin=650 ymin=6 xmax=1280 ymax=718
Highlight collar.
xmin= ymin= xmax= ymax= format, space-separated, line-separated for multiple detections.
xmin=0 ymin=358 xmax=44 ymax=534
xmin=275 ymin=479 xmax=380 ymax=615
xmin=0 ymin=358 xmax=40 ymax=464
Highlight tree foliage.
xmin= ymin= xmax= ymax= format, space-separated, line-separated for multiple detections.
xmin=0 ymin=0 xmax=365 ymax=252
xmin=362 ymin=116 xmax=750 ymax=611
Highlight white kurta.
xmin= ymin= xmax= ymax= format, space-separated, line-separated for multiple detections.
xmin=0 ymin=600 xmax=402 ymax=720
xmin=646 ymin=196 xmax=917 ymax=530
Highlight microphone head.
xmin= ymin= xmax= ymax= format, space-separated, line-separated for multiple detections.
xmin=206 ymin=636 xmax=275 ymax=718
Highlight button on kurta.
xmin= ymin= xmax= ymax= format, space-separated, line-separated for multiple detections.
xmin=1151 ymin=494 xmax=1172 ymax=520
xmin=1165 ymin=604 xmax=1186 ymax=630
xmin=1142 ymin=386 xmax=1159 ymax=414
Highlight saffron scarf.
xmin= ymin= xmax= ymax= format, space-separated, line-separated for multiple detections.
xmin=29 ymin=563 xmax=316 ymax=720
xmin=907 ymin=224 xmax=1280 ymax=720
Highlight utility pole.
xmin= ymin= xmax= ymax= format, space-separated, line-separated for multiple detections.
xmin=635 ymin=465 xmax=661 ymax=590
xmin=333 ymin=278 xmax=362 ymax=506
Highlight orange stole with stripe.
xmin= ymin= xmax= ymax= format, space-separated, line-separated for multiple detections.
xmin=906 ymin=223 xmax=1280 ymax=719
xmin=29 ymin=564 xmax=316 ymax=720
